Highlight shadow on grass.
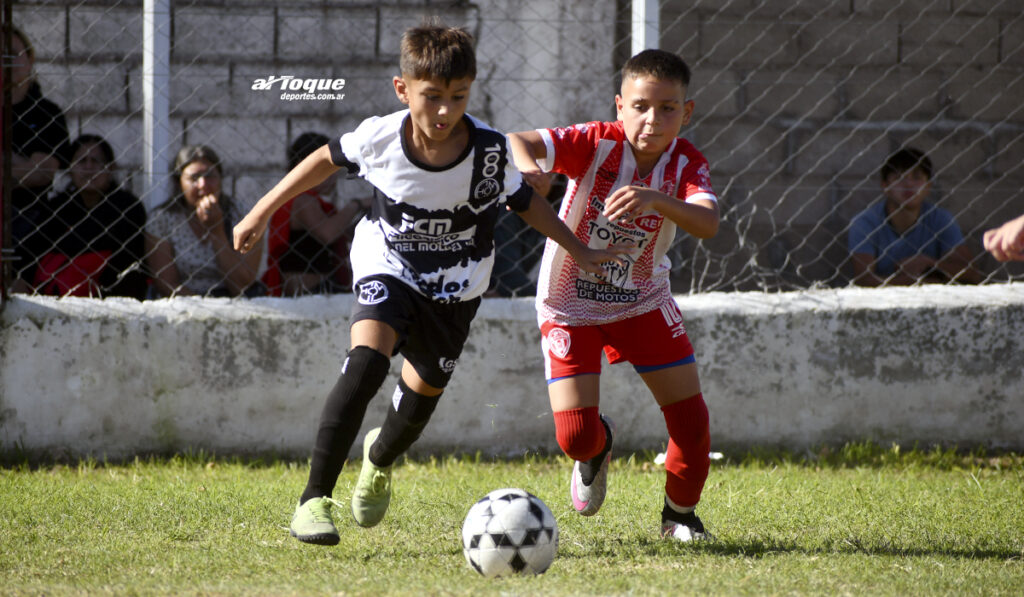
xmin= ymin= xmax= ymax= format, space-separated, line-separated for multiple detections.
xmin=628 ymin=536 xmax=1024 ymax=561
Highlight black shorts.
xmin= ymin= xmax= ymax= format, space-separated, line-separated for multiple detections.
xmin=351 ymin=275 xmax=481 ymax=388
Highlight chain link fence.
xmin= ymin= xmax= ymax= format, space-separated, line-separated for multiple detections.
xmin=4 ymin=0 xmax=1023 ymax=300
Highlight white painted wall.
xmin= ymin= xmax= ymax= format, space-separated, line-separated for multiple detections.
xmin=2 ymin=285 xmax=1022 ymax=461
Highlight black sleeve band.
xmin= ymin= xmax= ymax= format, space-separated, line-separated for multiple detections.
xmin=506 ymin=181 xmax=534 ymax=213
xmin=327 ymin=137 xmax=360 ymax=176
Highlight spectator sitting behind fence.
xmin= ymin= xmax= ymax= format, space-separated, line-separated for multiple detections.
xmin=29 ymin=135 xmax=148 ymax=299
xmin=848 ymin=148 xmax=981 ymax=286
xmin=145 ymin=145 xmax=264 ymax=297
xmin=9 ymin=25 xmax=72 ymax=293
xmin=262 ymin=132 xmax=370 ymax=296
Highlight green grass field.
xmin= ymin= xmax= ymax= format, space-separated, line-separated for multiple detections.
xmin=2 ymin=444 xmax=1022 ymax=596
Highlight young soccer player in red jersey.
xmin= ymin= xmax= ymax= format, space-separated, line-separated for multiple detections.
xmin=509 ymin=49 xmax=720 ymax=541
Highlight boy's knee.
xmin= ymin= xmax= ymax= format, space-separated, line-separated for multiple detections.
xmin=340 ymin=345 xmax=391 ymax=397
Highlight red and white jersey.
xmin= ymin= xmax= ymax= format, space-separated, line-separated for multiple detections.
xmin=535 ymin=120 xmax=717 ymax=326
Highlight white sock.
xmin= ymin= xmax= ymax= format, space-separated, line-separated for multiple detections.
xmin=665 ymin=495 xmax=695 ymax=515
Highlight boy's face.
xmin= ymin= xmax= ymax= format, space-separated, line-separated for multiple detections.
xmin=882 ymin=166 xmax=931 ymax=210
xmin=393 ymin=75 xmax=473 ymax=143
xmin=615 ymin=75 xmax=694 ymax=160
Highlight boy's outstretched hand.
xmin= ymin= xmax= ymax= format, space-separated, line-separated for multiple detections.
xmin=517 ymin=188 xmax=631 ymax=277
xmin=570 ymin=245 xmax=631 ymax=277
xmin=984 ymin=214 xmax=1024 ymax=262
xmin=233 ymin=212 xmax=269 ymax=254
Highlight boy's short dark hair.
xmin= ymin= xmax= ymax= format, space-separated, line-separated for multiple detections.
xmin=881 ymin=147 xmax=932 ymax=181
xmin=400 ymin=20 xmax=476 ymax=83
xmin=621 ymin=49 xmax=691 ymax=88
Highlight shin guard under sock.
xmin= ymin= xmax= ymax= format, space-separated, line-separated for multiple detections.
xmin=300 ymin=346 xmax=390 ymax=504
xmin=661 ymin=393 xmax=711 ymax=508
xmin=369 ymin=377 xmax=441 ymax=467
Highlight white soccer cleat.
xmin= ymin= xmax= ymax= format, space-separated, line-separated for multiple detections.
xmin=569 ymin=414 xmax=615 ymax=516
xmin=660 ymin=504 xmax=712 ymax=543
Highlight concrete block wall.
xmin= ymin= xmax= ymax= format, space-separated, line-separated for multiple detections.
xmin=11 ymin=0 xmax=1024 ymax=293
xmin=13 ymin=0 xmax=616 ymax=203
xmin=2 ymin=286 xmax=1022 ymax=460
xmin=662 ymin=0 xmax=1024 ymax=288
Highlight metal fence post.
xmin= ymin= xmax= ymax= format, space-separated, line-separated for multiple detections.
xmin=632 ymin=0 xmax=659 ymax=54
xmin=143 ymin=0 xmax=171 ymax=210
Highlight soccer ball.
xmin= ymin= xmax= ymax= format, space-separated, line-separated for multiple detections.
xmin=461 ymin=488 xmax=558 ymax=577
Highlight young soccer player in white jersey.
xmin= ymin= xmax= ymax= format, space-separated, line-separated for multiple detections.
xmin=509 ymin=49 xmax=720 ymax=541
xmin=233 ymin=22 xmax=621 ymax=546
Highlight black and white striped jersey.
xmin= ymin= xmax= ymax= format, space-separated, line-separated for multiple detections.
xmin=329 ymin=110 xmax=533 ymax=303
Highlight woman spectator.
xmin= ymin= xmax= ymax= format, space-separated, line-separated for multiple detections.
xmin=31 ymin=135 xmax=148 ymax=299
xmin=10 ymin=25 xmax=72 ymax=292
xmin=145 ymin=145 xmax=263 ymax=297
xmin=262 ymin=132 xmax=368 ymax=296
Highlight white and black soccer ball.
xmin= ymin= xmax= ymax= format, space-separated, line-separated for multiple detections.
xmin=461 ymin=488 xmax=558 ymax=577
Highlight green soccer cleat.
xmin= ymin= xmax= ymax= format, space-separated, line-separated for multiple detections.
xmin=351 ymin=427 xmax=392 ymax=528
xmin=289 ymin=497 xmax=342 ymax=546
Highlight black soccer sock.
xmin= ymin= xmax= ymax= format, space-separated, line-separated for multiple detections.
xmin=368 ymin=377 xmax=441 ymax=468
xmin=300 ymin=346 xmax=390 ymax=504
xmin=579 ymin=416 xmax=614 ymax=486
xmin=662 ymin=498 xmax=702 ymax=530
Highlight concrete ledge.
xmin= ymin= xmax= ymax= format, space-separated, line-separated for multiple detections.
xmin=2 ymin=285 xmax=1022 ymax=460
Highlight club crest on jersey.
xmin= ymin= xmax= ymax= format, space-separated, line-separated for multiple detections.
xmin=660 ymin=180 xmax=676 ymax=196
xmin=547 ymin=328 xmax=571 ymax=359
xmin=358 ymin=280 xmax=389 ymax=305
xmin=474 ymin=177 xmax=500 ymax=200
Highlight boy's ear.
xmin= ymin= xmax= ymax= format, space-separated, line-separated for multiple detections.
xmin=393 ymin=76 xmax=409 ymax=105
xmin=681 ymin=99 xmax=695 ymax=126
xmin=614 ymin=94 xmax=624 ymax=120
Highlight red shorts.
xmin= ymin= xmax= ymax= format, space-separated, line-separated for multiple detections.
xmin=541 ymin=302 xmax=696 ymax=382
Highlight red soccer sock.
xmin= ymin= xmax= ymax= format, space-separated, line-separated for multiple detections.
xmin=553 ymin=407 xmax=605 ymax=462
xmin=661 ymin=393 xmax=711 ymax=508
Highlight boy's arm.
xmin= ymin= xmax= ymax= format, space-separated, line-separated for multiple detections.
xmin=850 ymin=253 xmax=888 ymax=287
xmin=603 ymin=186 xmax=719 ymax=239
xmin=508 ymin=131 xmax=552 ymax=191
xmin=234 ymin=145 xmax=342 ymax=253
xmin=933 ymin=244 xmax=982 ymax=284
xmin=516 ymin=191 xmax=625 ymax=276
xmin=984 ymin=213 xmax=1024 ymax=261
